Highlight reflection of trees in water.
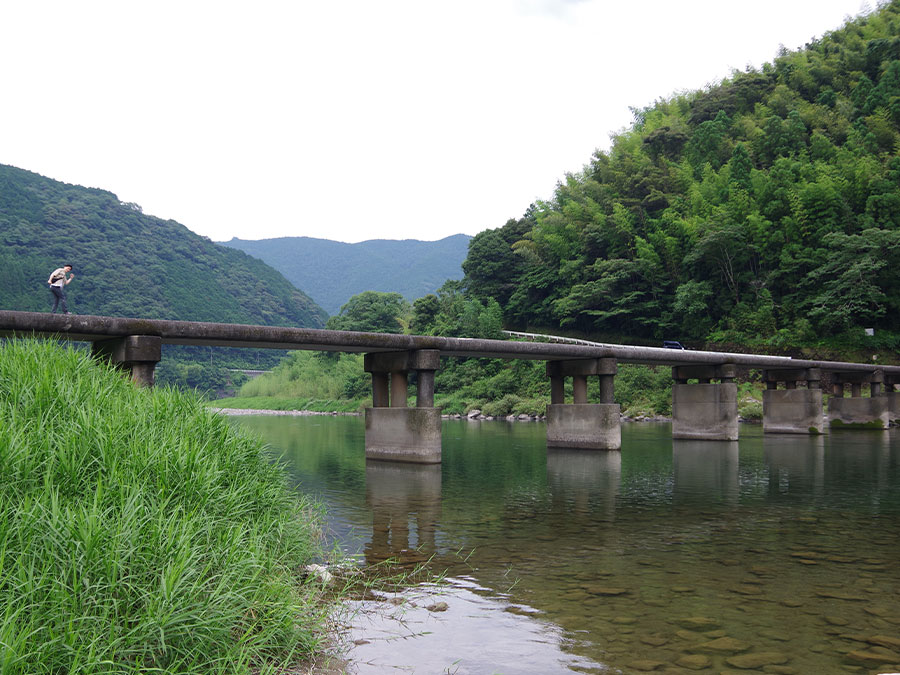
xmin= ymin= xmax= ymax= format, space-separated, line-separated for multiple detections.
xmin=364 ymin=461 xmax=442 ymax=566
xmin=825 ymin=432 xmax=892 ymax=492
xmin=762 ymin=431 xmax=896 ymax=507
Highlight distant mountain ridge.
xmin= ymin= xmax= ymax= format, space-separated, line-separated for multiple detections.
xmin=219 ymin=234 xmax=471 ymax=315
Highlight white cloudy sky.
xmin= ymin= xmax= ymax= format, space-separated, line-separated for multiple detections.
xmin=0 ymin=0 xmax=870 ymax=243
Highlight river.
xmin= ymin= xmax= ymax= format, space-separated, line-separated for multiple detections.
xmin=230 ymin=415 xmax=900 ymax=674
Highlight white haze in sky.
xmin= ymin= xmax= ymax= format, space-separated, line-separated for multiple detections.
xmin=0 ymin=0 xmax=872 ymax=243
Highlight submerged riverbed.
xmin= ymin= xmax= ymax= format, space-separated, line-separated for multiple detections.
xmin=231 ymin=415 xmax=900 ymax=674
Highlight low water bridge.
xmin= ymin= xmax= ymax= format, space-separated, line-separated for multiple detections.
xmin=2 ymin=310 xmax=898 ymax=463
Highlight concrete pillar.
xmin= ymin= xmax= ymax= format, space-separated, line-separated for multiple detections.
xmin=390 ymin=371 xmax=408 ymax=408
xmin=550 ymin=376 xmax=565 ymax=405
xmin=371 ymin=372 xmax=390 ymax=407
xmin=885 ymin=377 xmax=900 ymax=423
xmin=828 ymin=370 xmax=889 ymax=430
xmin=599 ymin=373 xmax=615 ymax=404
xmin=545 ymin=358 xmax=620 ymax=450
xmin=416 ymin=369 xmax=435 ymax=408
xmin=762 ymin=368 xmax=825 ymax=434
xmin=364 ymin=350 xmax=442 ymax=463
xmin=91 ymin=335 xmax=161 ymax=387
xmin=572 ymin=375 xmax=588 ymax=404
xmin=546 ymin=404 xmax=621 ymax=450
xmin=671 ymin=364 xmax=738 ymax=441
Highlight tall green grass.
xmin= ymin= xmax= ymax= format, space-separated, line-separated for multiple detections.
xmin=0 ymin=339 xmax=333 ymax=674
xmin=238 ymin=352 xmax=368 ymax=401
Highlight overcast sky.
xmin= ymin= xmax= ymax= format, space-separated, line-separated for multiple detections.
xmin=0 ymin=1 xmax=870 ymax=243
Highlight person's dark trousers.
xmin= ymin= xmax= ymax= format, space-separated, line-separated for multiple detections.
xmin=50 ymin=286 xmax=68 ymax=313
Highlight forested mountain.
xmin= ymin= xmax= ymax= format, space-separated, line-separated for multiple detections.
xmin=219 ymin=234 xmax=470 ymax=315
xmin=0 ymin=163 xmax=327 ymax=327
xmin=0 ymin=164 xmax=330 ymax=393
xmin=453 ymin=2 xmax=900 ymax=352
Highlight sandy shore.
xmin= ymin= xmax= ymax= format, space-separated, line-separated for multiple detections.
xmin=211 ymin=407 xmax=682 ymax=423
xmin=211 ymin=408 xmax=360 ymax=417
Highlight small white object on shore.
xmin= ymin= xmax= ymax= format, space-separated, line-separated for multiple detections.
xmin=304 ymin=564 xmax=334 ymax=584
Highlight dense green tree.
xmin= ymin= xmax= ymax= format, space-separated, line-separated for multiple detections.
xmin=672 ymin=280 xmax=715 ymax=338
xmin=455 ymin=2 xmax=900 ymax=349
xmin=728 ymin=143 xmax=754 ymax=190
xmin=462 ymin=216 xmax=532 ymax=307
xmin=801 ymin=228 xmax=900 ymax=332
xmin=687 ymin=110 xmax=733 ymax=169
xmin=410 ymin=294 xmax=440 ymax=335
xmin=326 ymin=291 xmax=410 ymax=333
xmin=479 ymin=298 xmax=505 ymax=339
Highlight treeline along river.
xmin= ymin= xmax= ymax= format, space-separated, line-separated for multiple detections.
xmin=230 ymin=415 xmax=900 ymax=674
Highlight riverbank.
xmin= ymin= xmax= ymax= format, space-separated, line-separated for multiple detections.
xmin=213 ymin=407 xmax=359 ymax=417
xmin=1 ymin=339 xmax=340 ymax=674
xmin=213 ymin=406 xmax=707 ymax=424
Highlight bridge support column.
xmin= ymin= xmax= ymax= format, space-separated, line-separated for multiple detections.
xmin=884 ymin=374 xmax=900 ymax=424
xmin=762 ymin=368 xmax=825 ymax=434
xmin=828 ymin=370 xmax=889 ymax=429
xmin=546 ymin=358 xmax=620 ymax=450
xmin=672 ymin=364 xmax=738 ymax=441
xmin=364 ymin=350 xmax=442 ymax=463
xmin=91 ymin=335 xmax=161 ymax=387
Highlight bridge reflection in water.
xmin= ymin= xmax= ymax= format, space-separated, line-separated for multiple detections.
xmin=364 ymin=461 xmax=441 ymax=566
xmin=547 ymin=449 xmax=620 ymax=520
xmin=672 ymin=440 xmax=740 ymax=506
xmin=764 ymin=434 xmax=826 ymax=498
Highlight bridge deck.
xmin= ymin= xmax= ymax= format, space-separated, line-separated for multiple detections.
xmin=0 ymin=310 xmax=894 ymax=374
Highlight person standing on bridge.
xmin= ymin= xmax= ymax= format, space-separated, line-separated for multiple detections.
xmin=47 ymin=263 xmax=75 ymax=314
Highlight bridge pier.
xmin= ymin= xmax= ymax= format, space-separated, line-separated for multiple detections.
xmin=762 ymin=368 xmax=825 ymax=434
xmin=545 ymin=358 xmax=621 ymax=450
xmin=828 ymin=370 xmax=889 ymax=429
xmin=364 ymin=350 xmax=442 ymax=463
xmin=91 ymin=335 xmax=161 ymax=387
xmin=884 ymin=374 xmax=900 ymax=423
xmin=671 ymin=364 xmax=738 ymax=441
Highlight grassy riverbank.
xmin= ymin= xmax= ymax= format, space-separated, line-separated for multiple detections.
xmin=0 ymin=339 xmax=337 ymax=674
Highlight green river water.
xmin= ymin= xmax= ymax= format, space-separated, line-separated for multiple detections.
xmin=232 ymin=415 xmax=900 ymax=675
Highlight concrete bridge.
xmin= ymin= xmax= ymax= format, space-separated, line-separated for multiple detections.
xmin=2 ymin=310 xmax=898 ymax=463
